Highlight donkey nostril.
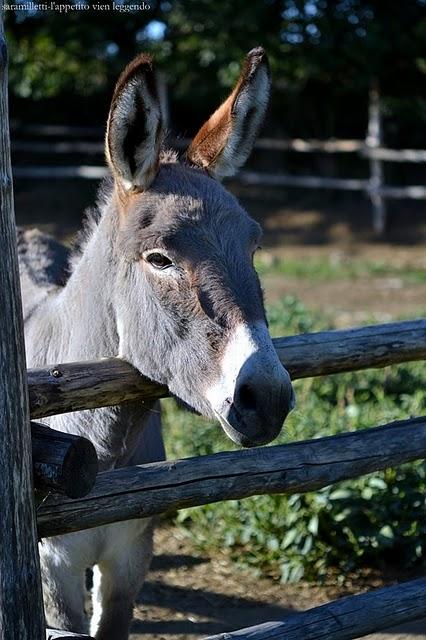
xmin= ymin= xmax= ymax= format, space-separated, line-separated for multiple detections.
xmin=238 ymin=383 xmax=257 ymax=412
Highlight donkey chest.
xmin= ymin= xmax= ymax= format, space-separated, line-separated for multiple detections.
xmin=47 ymin=403 xmax=154 ymax=471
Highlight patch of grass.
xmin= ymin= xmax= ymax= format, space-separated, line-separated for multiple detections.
xmin=162 ymin=297 xmax=426 ymax=583
xmin=254 ymin=254 xmax=426 ymax=284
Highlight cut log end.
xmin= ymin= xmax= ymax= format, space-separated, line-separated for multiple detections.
xmin=32 ymin=422 xmax=98 ymax=498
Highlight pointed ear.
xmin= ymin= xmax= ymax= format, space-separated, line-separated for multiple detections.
xmin=187 ymin=47 xmax=270 ymax=180
xmin=106 ymin=54 xmax=164 ymax=192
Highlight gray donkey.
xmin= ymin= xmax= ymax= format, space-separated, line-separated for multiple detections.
xmin=19 ymin=48 xmax=295 ymax=639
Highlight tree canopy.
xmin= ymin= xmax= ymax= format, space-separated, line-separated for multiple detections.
xmin=5 ymin=0 xmax=426 ymax=142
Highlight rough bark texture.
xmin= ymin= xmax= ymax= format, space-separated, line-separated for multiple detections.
xmin=32 ymin=422 xmax=98 ymax=498
xmin=37 ymin=416 xmax=426 ymax=538
xmin=203 ymin=577 xmax=426 ymax=640
xmin=28 ymin=319 xmax=426 ymax=419
xmin=46 ymin=630 xmax=94 ymax=639
xmin=46 ymin=629 xmax=94 ymax=640
xmin=0 ymin=14 xmax=45 ymax=639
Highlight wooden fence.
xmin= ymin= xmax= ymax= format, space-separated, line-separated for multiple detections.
xmin=11 ymin=90 xmax=426 ymax=234
xmin=1 ymin=18 xmax=426 ymax=639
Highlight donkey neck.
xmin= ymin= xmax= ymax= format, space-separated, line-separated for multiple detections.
xmin=50 ymin=204 xmax=120 ymax=365
xmin=27 ymin=201 xmax=157 ymax=469
xmin=24 ymin=200 xmax=122 ymax=373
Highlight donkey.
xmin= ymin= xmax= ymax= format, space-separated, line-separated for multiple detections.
xmin=19 ymin=47 xmax=295 ymax=639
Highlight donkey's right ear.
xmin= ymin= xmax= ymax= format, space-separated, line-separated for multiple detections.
xmin=187 ymin=47 xmax=270 ymax=180
xmin=106 ymin=54 xmax=164 ymax=192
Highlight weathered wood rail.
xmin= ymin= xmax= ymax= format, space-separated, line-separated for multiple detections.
xmin=46 ymin=631 xmax=93 ymax=640
xmin=37 ymin=416 xmax=426 ymax=538
xmin=32 ymin=422 xmax=98 ymax=498
xmin=204 ymin=576 xmax=426 ymax=640
xmin=28 ymin=319 xmax=426 ymax=419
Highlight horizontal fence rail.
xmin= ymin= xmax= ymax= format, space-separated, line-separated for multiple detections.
xmin=204 ymin=576 xmax=426 ymax=640
xmin=12 ymin=165 xmax=426 ymax=200
xmin=14 ymin=165 xmax=108 ymax=180
xmin=238 ymin=171 xmax=426 ymax=199
xmin=37 ymin=416 xmax=426 ymax=538
xmin=10 ymin=129 xmax=426 ymax=160
xmin=28 ymin=319 xmax=426 ymax=419
xmin=46 ymin=630 xmax=93 ymax=640
xmin=12 ymin=125 xmax=426 ymax=233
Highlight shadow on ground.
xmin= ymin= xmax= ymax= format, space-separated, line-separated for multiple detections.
xmin=130 ymin=543 xmax=426 ymax=639
xmin=133 ymin=551 xmax=294 ymax=637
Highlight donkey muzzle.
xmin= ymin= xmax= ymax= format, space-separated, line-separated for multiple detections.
xmin=214 ymin=370 xmax=295 ymax=448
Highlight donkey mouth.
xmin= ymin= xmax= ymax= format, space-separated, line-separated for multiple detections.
xmin=213 ymin=407 xmax=282 ymax=448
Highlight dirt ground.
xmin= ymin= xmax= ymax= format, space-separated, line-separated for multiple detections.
xmin=131 ymin=526 xmax=426 ymax=640
xmin=237 ymin=186 xmax=426 ymax=325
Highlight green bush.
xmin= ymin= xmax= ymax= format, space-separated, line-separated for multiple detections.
xmin=162 ymin=297 xmax=426 ymax=582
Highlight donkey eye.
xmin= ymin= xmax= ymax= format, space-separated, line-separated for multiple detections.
xmin=146 ymin=252 xmax=173 ymax=270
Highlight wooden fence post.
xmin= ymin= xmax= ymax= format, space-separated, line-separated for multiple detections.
xmin=367 ymin=80 xmax=387 ymax=233
xmin=0 ymin=11 xmax=45 ymax=639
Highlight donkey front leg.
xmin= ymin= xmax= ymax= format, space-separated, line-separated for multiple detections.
xmin=40 ymin=540 xmax=89 ymax=634
xmin=90 ymin=518 xmax=154 ymax=640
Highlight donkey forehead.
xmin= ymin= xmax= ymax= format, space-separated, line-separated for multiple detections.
xmin=123 ymin=161 xmax=262 ymax=254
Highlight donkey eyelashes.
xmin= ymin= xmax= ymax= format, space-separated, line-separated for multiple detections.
xmin=146 ymin=252 xmax=173 ymax=270
xmin=143 ymin=249 xmax=174 ymax=270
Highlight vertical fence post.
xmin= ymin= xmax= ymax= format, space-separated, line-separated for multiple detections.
xmin=158 ymin=72 xmax=170 ymax=130
xmin=0 ymin=11 xmax=45 ymax=639
xmin=366 ymin=80 xmax=386 ymax=234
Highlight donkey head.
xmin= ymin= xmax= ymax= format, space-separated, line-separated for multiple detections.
xmin=107 ymin=48 xmax=295 ymax=447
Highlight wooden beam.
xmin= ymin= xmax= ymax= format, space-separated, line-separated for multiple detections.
xmin=378 ymin=184 xmax=426 ymax=199
xmin=37 ymin=416 xmax=426 ymax=538
xmin=46 ymin=630 xmax=94 ymax=639
xmin=28 ymin=319 xmax=426 ymax=419
xmin=0 ymin=14 xmax=45 ymax=639
xmin=29 ymin=358 xmax=167 ymax=419
xmin=361 ymin=147 xmax=426 ymax=162
xmin=32 ymin=422 xmax=98 ymax=498
xmin=12 ymin=138 xmax=426 ymax=161
xmin=203 ymin=577 xmax=426 ymax=640
xmin=14 ymin=165 xmax=108 ymax=179
xmin=12 ymin=165 xmax=426 ymax=199
xmin=237 ymin=170 xmax=426 ymax=199
xmin=238 ymin=171 xmax=368 ymax=191
xmin=367 ymin=82 xmax=386 ymax=233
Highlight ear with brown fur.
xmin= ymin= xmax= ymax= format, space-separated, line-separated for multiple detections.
xmin=187 ymin=47 xmax=270 ymax=180
xmin=106 ymin=53 xmax=164 ymax=192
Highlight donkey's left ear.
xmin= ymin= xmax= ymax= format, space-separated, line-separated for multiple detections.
xmin=187 ymin=47 xmax=270 ymax=180
xmin=106 ymin=54 xmax=164 ymax=192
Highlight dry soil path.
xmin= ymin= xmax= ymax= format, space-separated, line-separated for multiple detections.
xmin=130 ymin=526 xmax=426 ymax=640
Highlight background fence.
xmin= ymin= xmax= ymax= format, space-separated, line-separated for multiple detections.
xmin=10 ymin=83 xmax=426 ymax=234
